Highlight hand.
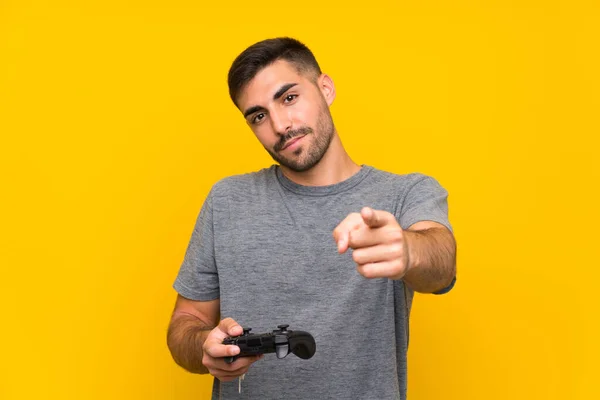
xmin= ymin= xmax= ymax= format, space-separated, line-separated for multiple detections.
xmin=333 ymin=207 xmax=410 ymax=280
xmin=202 ymin=318 xmax=263 ymax=382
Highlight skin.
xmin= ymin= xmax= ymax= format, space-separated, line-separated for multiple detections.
xmin=167 ymin=59 xmax=457 ymax=380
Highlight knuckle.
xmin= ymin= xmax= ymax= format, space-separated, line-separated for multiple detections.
xmin=356 ymin=264 xmax=363 ymax=275
xmin=388 ymin=228 xmax=403 ymax=242
xmin=391 ymin=260 xmax=406 ymax=277
xmin=390 ymin=243 xmax=403 ymax=255
xmin=202 ymin=353 xmax=213 ymax=367
xmin=356 ymin=264 xmax=368 ymax=278
xmin=393 ymin=258 xmax=405 ymax=271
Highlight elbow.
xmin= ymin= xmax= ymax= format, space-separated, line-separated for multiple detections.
xmin=166 ymin=321 xmax=210 ymax=375
xmin=167 ymin=340 xmax=210 ymax=375
xmin=406 ymin=259 xmax=456 ymax=295
xmin=430 ymin=257 xmax=456 ymax=294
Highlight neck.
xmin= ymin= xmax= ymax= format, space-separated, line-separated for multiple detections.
xmin=278 ymin=133 xmax=361 ymax=186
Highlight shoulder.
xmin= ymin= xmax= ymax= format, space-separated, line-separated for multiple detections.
xmin=367 ymin=166 xmax=443 ymax=192
xmin=208 ymin=165 xmax=277 ymax=199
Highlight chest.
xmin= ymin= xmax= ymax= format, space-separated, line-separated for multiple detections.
xmin=211 ymin=190 xmax=399 ymax=329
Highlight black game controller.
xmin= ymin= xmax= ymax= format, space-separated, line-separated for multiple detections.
xmin=222 ymin=324 xmax=316 ymax=364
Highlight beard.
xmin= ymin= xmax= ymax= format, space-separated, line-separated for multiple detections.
xmin=265 ymin=104 xmax=335 ymax=173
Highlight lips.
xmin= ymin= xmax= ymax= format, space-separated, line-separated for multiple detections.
xmin=281 ymin=135 xmax=306 ymax=150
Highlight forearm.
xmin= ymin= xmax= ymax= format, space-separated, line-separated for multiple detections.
xmin=402 ymin=227 xmax=456 ymax=293
xmin=167 ymin=313 xmax=214 ymax=374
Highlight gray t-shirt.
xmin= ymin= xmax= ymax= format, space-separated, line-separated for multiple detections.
xmin=173 ymin=164 xmax=455 ymax=399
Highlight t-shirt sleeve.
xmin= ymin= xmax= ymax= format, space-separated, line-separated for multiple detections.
xmin=398 ymin=175 xmax=453 ymax=233
xmin=398 ymin=174 xmax=456 ymax=295
xmin=173 ymin=190 xmax=220 ymax=301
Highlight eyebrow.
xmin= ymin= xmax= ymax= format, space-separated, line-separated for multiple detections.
xmin=243 ymin=83 xmax=299 ymax=119
xmin=273 ymin=83 xmax=298 ymax=100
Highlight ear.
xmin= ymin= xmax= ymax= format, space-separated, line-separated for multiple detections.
xmin=317 ymin=73 xmax=336 ymax=106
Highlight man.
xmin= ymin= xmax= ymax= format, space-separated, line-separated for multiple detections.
xmin=167 ymin=37 xmax=457 ymax=399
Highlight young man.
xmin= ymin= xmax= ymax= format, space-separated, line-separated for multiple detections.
xmin=167 ymin=37 xmax=457 ymax=399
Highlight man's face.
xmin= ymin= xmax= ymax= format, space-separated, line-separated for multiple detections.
xmin=236 ymin=60 xmax=336 ymax=172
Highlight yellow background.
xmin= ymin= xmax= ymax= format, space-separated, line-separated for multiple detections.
xmin=1 ymin=1 xmax=598 ymax=399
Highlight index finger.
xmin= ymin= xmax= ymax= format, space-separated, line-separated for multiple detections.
xmin=360 ymin=207 xmax=393 ymax=229
xmin=203 ymin=318 xmax=243 ymax=359
xmin=204 ymin=337 xmax=240 ymax=359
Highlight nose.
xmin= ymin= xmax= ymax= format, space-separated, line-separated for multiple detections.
xmin=269 ymin=108 xmax=292 ymax=135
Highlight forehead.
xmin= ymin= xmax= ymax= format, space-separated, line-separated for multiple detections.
xmin=237 ymin=60 xmax=310 ymax=109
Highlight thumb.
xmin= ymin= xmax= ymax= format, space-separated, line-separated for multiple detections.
xmin=337 ymin=230 xmax=350 ymax=253
xmin=218 ymin=317 xmax=243 ymax=337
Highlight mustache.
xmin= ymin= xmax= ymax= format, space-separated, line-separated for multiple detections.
xmin=274 ymin=127 xmax=313 ymax=152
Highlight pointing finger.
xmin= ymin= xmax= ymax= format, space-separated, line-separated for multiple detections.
xmin=361 ymin=207 xmax=392 ymax=229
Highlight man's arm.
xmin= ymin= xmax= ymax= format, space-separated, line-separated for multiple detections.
xmin=334 ymin=207 xmax=456 ymax=294
xmin=167 ymin=295 xmax=262 ymax=380
xmin=402 ymin=221 xmax=457 ymax=293
xmin=167 ymin=295 xmax=219 ymax=374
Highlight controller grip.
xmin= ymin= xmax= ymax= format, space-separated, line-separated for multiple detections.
xmin=288 ymin=331 xmax=316 ymax=360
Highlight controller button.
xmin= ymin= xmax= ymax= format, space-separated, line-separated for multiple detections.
xmin=276 ymin=343 xmax=289 ymax=358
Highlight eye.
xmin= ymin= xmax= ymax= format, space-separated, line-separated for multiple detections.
xmin=252 ymin=113 xmax=266 ymax=124
xmin=284 ymin=94 xmax=298 ymax=103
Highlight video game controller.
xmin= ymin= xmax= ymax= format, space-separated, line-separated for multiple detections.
xmin=222 ymin=324 xmax=316 ymax=364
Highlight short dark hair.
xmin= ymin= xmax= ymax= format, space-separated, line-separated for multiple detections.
xmin=227 ymin=37 xmax=322 ymax=107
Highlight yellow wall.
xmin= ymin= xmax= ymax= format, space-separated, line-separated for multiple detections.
xmin=1 ymin=1 xmax=598 ymax=399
